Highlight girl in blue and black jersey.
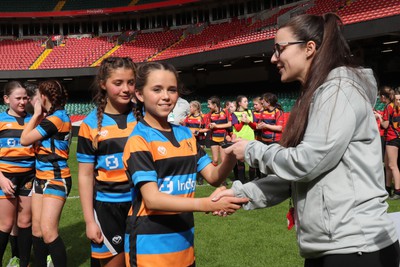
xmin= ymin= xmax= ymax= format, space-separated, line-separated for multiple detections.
xmin=21 ymin=80 xmax=71 ymax=267
xmin=0 ymin=81 xmax=35 ymax=267
xmin=77 ymin=57 xmax=137 ymax=267
xmin=122 ymin=62 xmax=248 ymax=267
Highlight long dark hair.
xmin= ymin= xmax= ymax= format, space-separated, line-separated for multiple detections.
xmin=262 ymin=92 xmax=282 ymax=111
xmin=279 ymin=13 xmax=356 ymax=147
xmin=38 ymin=80 xmax=68 ymax=116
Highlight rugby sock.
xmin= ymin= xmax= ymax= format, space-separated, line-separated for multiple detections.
xmin=48 ymin=236 xmax=67 ymax=267
xmin=9 ymin=234 xmax=19 ymax=258
xmin=0 ymin=230 xmax=10 ymax=263
xmin=386 ymin=186 xmax=393 ymax=196
xmin=32 ymin=236 xmax=48 ymax=267
xmin=18 ymin=227 xmax=32 ymax=267
xmin=395 ymin=189 xmax=400 ymax=195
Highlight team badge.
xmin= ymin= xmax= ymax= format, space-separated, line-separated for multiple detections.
xmin=112 ymin=235 xmax=122 ymax=245
xmin=157 ymin=146 xmax=167 ymax=156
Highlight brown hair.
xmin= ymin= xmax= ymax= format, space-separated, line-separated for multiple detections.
xmin=279 ymin=13 xmax=356 ymax=147
xmin=38 ymin=80 xmax=68 ymax=115
xmin=3 ymin=81 xmax=24 ymax=98
xmin=92 ymin=57 xmax=137 ymax=149
xmin=134 ymin=62 xmax=181 ymax=121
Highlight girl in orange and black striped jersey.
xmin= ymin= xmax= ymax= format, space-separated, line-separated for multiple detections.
xmin=0 ymin=81 xmax=35 ymax=267
xmin=123 ymin=62 xmax=248 ymax=267
xmin=77 ymin=57 xmax=137 ymax=267
xmin=21 ymin=80 xmax=71 ymax=267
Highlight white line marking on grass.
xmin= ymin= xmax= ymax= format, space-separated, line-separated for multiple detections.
xmin=68 ymin=195 xmax=80 ymax=199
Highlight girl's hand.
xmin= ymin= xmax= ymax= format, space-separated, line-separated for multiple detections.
xmin=209 ymin=123 xmax=217 ymax=129
xmin=33 ymin=101 xmax=45 ymax=121
xmin=0 ymin=176 xmax=15 ymax=196
xmin=86 ymin=221 xmax=104 ymax=244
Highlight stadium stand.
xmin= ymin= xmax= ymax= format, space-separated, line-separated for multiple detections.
xmin=0 ymin=0 xmax=59 ymax=12
xmin=0 ymin=39 xmax=46 ymax=70
xmin=37 ymin=37 xmax=114 ymax=69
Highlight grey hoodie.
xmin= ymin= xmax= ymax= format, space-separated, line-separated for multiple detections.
xmin=232 ymin=67 xmax=398 ymax=258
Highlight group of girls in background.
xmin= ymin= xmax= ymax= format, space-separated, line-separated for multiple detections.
xmin=379 ymin=86 xmax=400 ymax=200
xmin=0 ymin=79 xmax=70 ymax=267
xmin=181 ymin=92 xmax=286 ymax=184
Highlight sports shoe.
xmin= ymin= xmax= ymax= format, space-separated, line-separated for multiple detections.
xmin=46 ymin=255 xmax=54 ymax=267
xmin=390 ymin=194 xmax=400 ymax=200
xmin=6 ymin=256 xmax=20 ymax=267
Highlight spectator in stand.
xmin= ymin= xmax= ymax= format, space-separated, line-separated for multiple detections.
xmin=77 ymin=57 xmax=137 ymax=267
xmin=182 ymin=100 xmax=208 ymax=185
xmin=214 ymin=13 xmax=400 ymax=266
xmin=20 ymin=80 xmax=71 ymax=267
xmin=231 ymin=95 xmax=257 ymax=183
xmin=258 ymin=92 xmax=284 ymax=144
xmin=382 ymin=88 xmax=400 ymax=199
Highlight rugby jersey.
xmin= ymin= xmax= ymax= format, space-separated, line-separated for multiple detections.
xmin=207 ymin=110 xmax=231 ymax=143
xmin=123 ymin=120 xmax=211 ymax=267
xmin=35 ymin=109 xmax=71 ymax=180
xmin=383 ymin=102 xmax=400 ymax=141
xmin=260 ymin=108 xmax=284 ymax=143
xmin=253 ymin=110 xmax=263 ymax=141
xmin=77 ymin=110 xmax=137 ymax=202
xmin=0 ymin=110 xmax=35 ymax=175
xmin=183 ymin=113 xmax=206 ymax=141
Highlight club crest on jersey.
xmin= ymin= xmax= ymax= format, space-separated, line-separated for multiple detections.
xmin=98 ymin=130 xmax=108 ymax=137
xmin=157 ymin=146 xmax=167 ymax=156
xmin=6 ymin=123 xmax=12 ymax=128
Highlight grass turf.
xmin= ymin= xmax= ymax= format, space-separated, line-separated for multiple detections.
xmin=2 ymin=138 xmax=400 ymax=266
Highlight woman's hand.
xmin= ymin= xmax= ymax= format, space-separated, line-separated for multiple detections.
xmin=208 ymin=186 xmax=246 ymax=216
xmin=223 ymin=136 xmax=249 ymax=161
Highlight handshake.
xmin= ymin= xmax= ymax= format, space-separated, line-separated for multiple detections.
xmin=205 ymin=186 xmax=249 ymax=217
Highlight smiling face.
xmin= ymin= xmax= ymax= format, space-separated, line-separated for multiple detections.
xmin=136 ymin=69 xmax=179 ymax=129
xmin=101 ymin=67 xmax=135 ymax=114
xmin=238 ymin=97 xmax=248 ymax=110
xmin=4 ymin=87 xmax=28 ymax=117
xmin=271 ymin=27 xmax=314 ymax=85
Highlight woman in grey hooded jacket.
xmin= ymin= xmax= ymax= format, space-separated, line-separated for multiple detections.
xmin=214 ymin=13 xmax=400 ymax=267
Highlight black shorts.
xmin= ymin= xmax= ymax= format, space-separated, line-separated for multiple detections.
xmin=210 ymin=140 xmax=222 ymax=147
xmin=386 ymin=138 xmax=400 ymax=148
xmin=0 ymin=171 xmax=35 ymax=198
xmin=34 ymin=178 xmax=72 ymax=201
xmin=92 ymin=201 xmax=131 ymax=259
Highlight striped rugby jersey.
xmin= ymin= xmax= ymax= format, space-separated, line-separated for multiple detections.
xmin=77 ymin=109 xmax=137 ymax=202
xmin=35 ymin=109 xmax=71 ymax=180
xmin=123 ymin=120 xmax=211 ymax=267
xmin=0 ymin=111 xmax=35 ymax=175
xmin=260 ymin=107 xmax=284 ymax=143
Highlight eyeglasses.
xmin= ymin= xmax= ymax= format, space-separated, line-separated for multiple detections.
xmin=273 ymin=41 xmax=306 ymax=58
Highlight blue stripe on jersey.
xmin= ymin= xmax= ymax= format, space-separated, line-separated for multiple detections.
xmin=76 ymin=152 xmax=94 ymax=163
xmin=96 ymin=191 xmax=131 ymax=203
xmin=158 ymin=174 xmax=196 ymax=195
xmin=197 ymin=154 xmax=212 ymax=173
xmin=36 ymin=160 xmax=69 ymax=170
xmin=132 ymin=170 xmax=158 ymax=185
xmin=136 ymin=228 xmax=194 ymax=255
xmin=97 ymin=153 xmax=124 ymax=171
xmin=0 ymin=160 xmax=34 ymax=168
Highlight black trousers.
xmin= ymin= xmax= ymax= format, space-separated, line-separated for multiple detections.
xmin=304 ymin=241 xmax=400 ymax=267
